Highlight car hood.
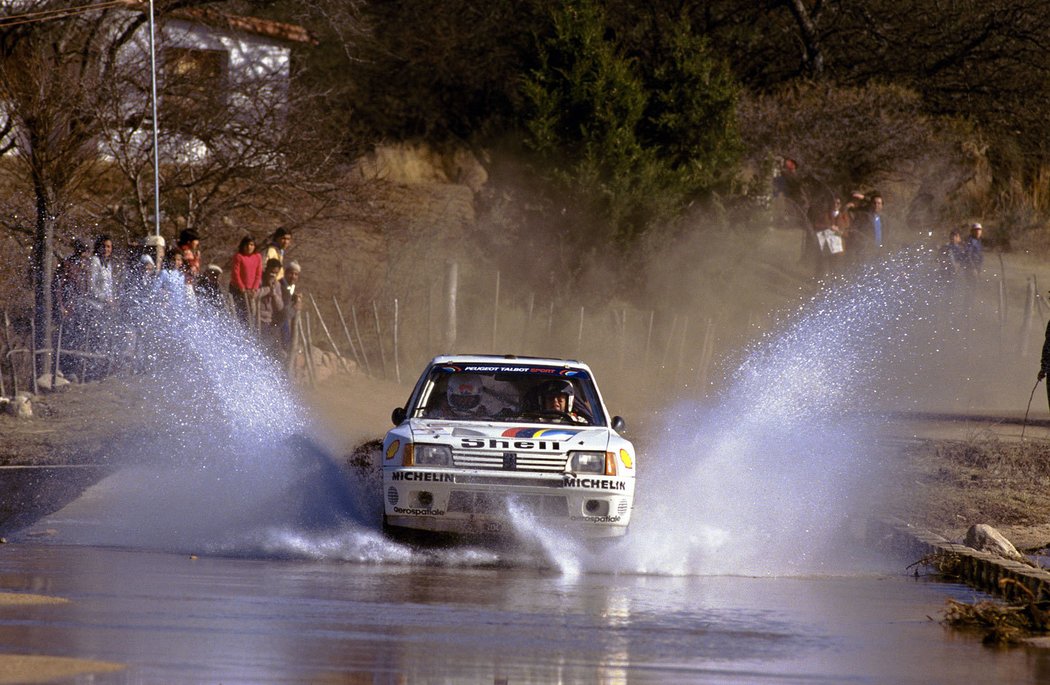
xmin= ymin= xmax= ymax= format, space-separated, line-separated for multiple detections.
xmin=407 ymin=419 xmax=611 ymax=452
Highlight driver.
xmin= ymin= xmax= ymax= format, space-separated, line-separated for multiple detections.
xmin=442 ymin=373 xmax=487 ymax=418
xmin=539 ymin=379 xmax=587 ymax=424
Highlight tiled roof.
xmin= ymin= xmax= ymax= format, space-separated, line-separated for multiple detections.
xmin=116 ymin=1 xmax=316 ymax=45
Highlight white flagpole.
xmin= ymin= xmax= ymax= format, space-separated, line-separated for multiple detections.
xmin=147 ymin=0 xmax=161 ymax=239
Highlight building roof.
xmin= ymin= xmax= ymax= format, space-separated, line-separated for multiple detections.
xmin=117 ymin=1 xmax=316 ymax=45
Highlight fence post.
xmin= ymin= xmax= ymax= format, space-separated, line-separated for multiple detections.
xmin=661 ymin=315 xmax=679 ymax=369
xmin=300 ymin=311 xmax=316 ymax=386
xmin=351 ymin=303 xmax=372 ymax=377
xmin=697 ymin=318 xmax=715 ymax=389
xmin=576 ymin=306 xmax=585 ymax=358
xmin=523 ymin=292 xmax=535 ymax=350
xmin=53 ymin=318 xmax=63 ymax=391
xmin=286 ymin=310 xmax=301 ymax=375
xmin=310 ymin=293 xmax=353 ymax=375
xmin=333 ymin=297 xmax=362 ymax=369
xmin=30 ymin=316 xmax=38 ymax=395
xmin=4 ymin=310 xmax=17 ymax=395
xmin=393 ymin=297 xmax=402 ymax=384
xmin=445 ymin=260 xmax=458 ymax=350
xmin=1020 ymin=276 xmax=1036 ymax=357
xmin=677 ymin=316 xmax=689 ymax=378
xmin=492 ymin=270 xmax=500 ymax=352
xmin=373 ymin=300 xmax=388 ymax=379
xmin=644 ymin=310 xmax=654 ymax=368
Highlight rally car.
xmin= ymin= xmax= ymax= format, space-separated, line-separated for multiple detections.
xmin=383 ymin=354 xmax=636 ymax=540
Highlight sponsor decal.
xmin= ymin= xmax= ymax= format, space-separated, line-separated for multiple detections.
xmin=461 ymin=437 xmax=563 ymax=450
xmin=385 ymin=440 xmax=400 ymax=460
xmin=390 ymin=471 xmax=454 ymax=482
xmin=570 ymin=515 xmax=622 ymax=523
xmin=393 ymin=507 xmax=446 ymax=516
xmin=501 ymin=427 xmax=582 ymax=439
xmin=563 ymin=476 xmax=627 ymax=491
xmin=619 ymin=448 xmax=633 ymax=469
xmin=443 ymin=365 xmax=590 ymax=380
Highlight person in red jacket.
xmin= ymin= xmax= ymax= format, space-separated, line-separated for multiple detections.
xmin=229 ymin=235 xmax=262 ymax=326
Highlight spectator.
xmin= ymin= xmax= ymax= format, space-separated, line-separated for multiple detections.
xmin=1039 ymin=315 xmax=1050 ymax=411
xmin=279 ymin=260 xmax=302 ymax=352
xmin=154 ymin=249 xmax=193 ymax=309
xmin=177 ymin=229 xmax=202 ymax=281
xmin=142 ymin=234 xmax=165 ymax=269
xmin=263 ymin=228 xmax=292 ymax=282
xmin=54 ymin=237 xmax=91 ymax=322
xmin=851 ymin=192 xmax=886 ymax=263
xmin=868 ymin=192 xmax=886 ymax=249
xmin=83 ymin=235 xmax=116 ymax=378
xmin=87 ymin=235 xmax=115 ymax=312
xmin=965 ymin=222 xmax=984 ymax=278
xmin=772 ymin=157 xmax=807 ymax=231
xmin=257 ymin=258 xmax=286 ymax=356
xmin=940 ymin=226 xmax=961 ymax=285
xmin=54 ymin=237 xmax=92 ymax=360
xmin=196 ymin=264 xmax=228 ymax=314
xmin=229 ymin=235 xmax=262 ymax=326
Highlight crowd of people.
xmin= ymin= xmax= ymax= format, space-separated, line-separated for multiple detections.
xmin=51 ymin=227 xmax=304 ymax=378
xmin=772 ymin=157 xmax=986 ymax=293
xmin=772 ymin=157 xmax=890 ymax=278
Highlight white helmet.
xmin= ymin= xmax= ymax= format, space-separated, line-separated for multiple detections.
xmin=541 ymin=379 xmax=575 ymax=413
xmin=447 ymin=374 xmax=483 ymax=413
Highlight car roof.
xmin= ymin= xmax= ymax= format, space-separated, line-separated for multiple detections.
xmin=428 ymin=354 xmax=592 ymax=372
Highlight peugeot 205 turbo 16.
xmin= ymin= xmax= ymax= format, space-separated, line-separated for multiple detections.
xmin=383 ymin=355 xmax=636 ymax=540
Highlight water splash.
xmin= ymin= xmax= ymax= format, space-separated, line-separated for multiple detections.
xmin=597 ymin=249 xmax=1004 ymax=576
xmin=33 ymin=248 xmax=1018 ymax=573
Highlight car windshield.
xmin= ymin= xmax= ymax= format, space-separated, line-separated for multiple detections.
xmin=410 ymin=363 xmax=604 ymax=426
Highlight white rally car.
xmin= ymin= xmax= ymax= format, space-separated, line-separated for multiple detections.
xmin=383 ymin=354 xmax=636 ymax=540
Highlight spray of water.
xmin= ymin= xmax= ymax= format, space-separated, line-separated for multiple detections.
xmin=40 ymin=247 xmax=1014 ymax=574
xmin=586 ymin=248 xmax=1004 ymax=576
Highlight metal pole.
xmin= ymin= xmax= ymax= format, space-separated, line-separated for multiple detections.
xmin=148 ymin=0 xmax=161 ymax=239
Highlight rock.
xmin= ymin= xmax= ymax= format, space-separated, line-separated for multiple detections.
xmin=964 ymin=523 xmax=1025 ymax=561
xmin=35 ymin=372 xmax=71 ymax=391
xmin=5 ymin=394 xmax=32 ymax=419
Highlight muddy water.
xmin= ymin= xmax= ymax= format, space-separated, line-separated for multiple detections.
xmin=0 ymin=543 xmax=1046 ymax=684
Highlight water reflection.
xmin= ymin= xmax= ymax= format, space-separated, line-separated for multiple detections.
xmin=2 ymin=544 xmax=1049 ymax=684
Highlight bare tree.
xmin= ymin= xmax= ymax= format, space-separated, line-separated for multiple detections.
xmin=0 ymin=1 xmax=339 ymax=370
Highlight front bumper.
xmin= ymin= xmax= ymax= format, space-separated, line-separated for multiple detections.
xmin=382 ymin=467 xmax=633 ymax=538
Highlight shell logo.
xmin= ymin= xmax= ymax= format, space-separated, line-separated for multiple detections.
xmin=619 ymin=448 xmax=633 ymax=469
xmin=385 ymin=440 xmax=400 ymax=460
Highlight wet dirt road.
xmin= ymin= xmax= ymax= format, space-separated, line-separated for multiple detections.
xmin=2 ymin=542 xmax=1049 ymax=684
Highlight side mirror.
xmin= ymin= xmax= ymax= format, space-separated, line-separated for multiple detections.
xmin=611 ymin=416 xmax=625 ymax=432
xmin=391 ymin=407 xmax=407 ymax=426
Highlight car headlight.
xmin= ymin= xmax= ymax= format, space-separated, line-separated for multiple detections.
xmin=414 ymin=444 xmax=452 ymax=466
xmin=570 ymin=451 xmax=606 ymax=474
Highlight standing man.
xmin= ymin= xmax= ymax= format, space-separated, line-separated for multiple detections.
xmin=1038 ymin=314 xmax=1050 ymax=412
xmin=868 ymin=192 xmax=886 ymax=250
xmin=965 ymin=222 xmax=984 ymax=276
xmin=263 ymin=228 xmax=292 ymax=283
xmin=963 ymin=222 xmax=984 ymax=308
xmin=278 ymin=260 xmax=302 ymax=353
